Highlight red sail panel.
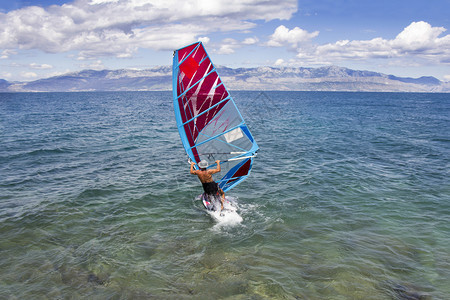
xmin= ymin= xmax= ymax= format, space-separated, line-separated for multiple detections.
xmin=233 ymin=159 xmax=252 ymax=177
xmin=224 ymin=159 xmax=252 ymax=185
xmin=177 ymin=43 xmax=199 ymax=62
xmin=179 ymin=56 xmax=199 ymax=79
xmin=181 ymin=86 xmax=229 ymax=140
xmin=177 ymin=56 xmax=213 ymax=97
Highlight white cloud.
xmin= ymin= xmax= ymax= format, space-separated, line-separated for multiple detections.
xmin=268 ymin=25 xmax=319 ymax=48
xmin=21 ymin=71 xmax=38 ymax=79
xmin=295 ymin=21 xmax=450 ymax=66
xmin=46 ymin=69 xmax=72 ymax=78
xmin=274 ymin=58 xmax=284 ymax=66
xmin=1 ymin=49 xmax=17 ymax=59
xmin=198 ymin=37 xmax=210 ymax=44
xmin=242 ymin=37 xmax=258 ymax=45
xmin=29 ymin=63 xmax=53 ymax=69
xmin=217 ymin=38 xmax=239 ymax=54
xmin=0 ymin=0 xmax=297 ymax=59
xmin=444 ymin=75 xmax=450 ymax=82
xmin=90 ymin=0 xmax=119 ymax=4
xmin=80 ymin=60 xmax=105 ymax=70
xmin=391 ymin=21 xmax=446 ymax=52
xmin=216 ymin=37 xmax=259 ymax=55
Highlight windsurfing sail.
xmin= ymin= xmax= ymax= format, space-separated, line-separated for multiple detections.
xmin=172 ymin=42 xmax=259 ymax=192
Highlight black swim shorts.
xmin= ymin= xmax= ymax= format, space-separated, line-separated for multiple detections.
xmin=202 ymin=181 xmax=219 ymax=195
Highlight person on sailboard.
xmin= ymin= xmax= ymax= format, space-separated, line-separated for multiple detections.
xmin=190 ymin=159 xmax=225 ymax=210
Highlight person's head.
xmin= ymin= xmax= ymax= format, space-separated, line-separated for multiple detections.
xmin=198 ymin=160 xmax=208 ymax=170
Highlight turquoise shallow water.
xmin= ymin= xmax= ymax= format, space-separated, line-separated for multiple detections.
xmin=0 ymin=91 xmax=449 ymax=299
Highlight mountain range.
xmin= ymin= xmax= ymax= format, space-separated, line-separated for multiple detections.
xmin=1 ymin=66 xmax=448 ymax=93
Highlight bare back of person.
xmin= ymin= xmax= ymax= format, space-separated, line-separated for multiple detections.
xmin=194 ymin=169 xmax=215 ymax=183
xmin=190 ymin=160 xmax=221 ymax=182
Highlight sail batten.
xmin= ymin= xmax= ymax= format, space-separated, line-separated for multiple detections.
xmin=173 ymin=42 xmax=258 ymax=192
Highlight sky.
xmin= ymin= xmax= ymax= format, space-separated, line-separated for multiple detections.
xmin=1 ymin=0 xmax=449 ymax=82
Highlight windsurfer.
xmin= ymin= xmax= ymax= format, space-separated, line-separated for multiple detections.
xmin=190 ymin=160 xmax=225 ymax=210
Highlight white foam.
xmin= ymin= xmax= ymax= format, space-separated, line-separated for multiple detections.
xmin=207 ymin=196 xmax=243 ymax=228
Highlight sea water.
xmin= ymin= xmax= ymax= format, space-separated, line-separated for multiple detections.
xmin=0 ymin=91 xmax=449 ymax=299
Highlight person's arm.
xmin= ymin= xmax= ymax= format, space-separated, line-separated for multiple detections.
xmin=209 ymin=160 xmax=221 ymax=174
xmin=190 ymin=162 xmax=197 ymax=175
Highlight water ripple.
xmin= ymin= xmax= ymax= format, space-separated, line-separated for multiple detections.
xmin=0 ymin=91 xmax=449 ymax=299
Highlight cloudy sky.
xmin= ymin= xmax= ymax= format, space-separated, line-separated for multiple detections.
xmin=1 ymin=0 xmax=449 ymax=82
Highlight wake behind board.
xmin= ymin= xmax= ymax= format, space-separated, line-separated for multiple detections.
xmin=199 ymin=194 xmax=241 ymax=224
xmin=199 ymin=194 xmax=240 ymax=224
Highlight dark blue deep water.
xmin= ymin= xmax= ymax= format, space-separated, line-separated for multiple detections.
xmin=1 ymin=91 xmax=449 ymax=299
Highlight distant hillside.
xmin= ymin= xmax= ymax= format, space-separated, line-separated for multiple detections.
xmin=217 ymin=66 xmax=447 ymax=92
xmin=0 ymin=79 xmax=11 ymax=91
xmin=1 ymin=66 xmax=448 ymax=92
